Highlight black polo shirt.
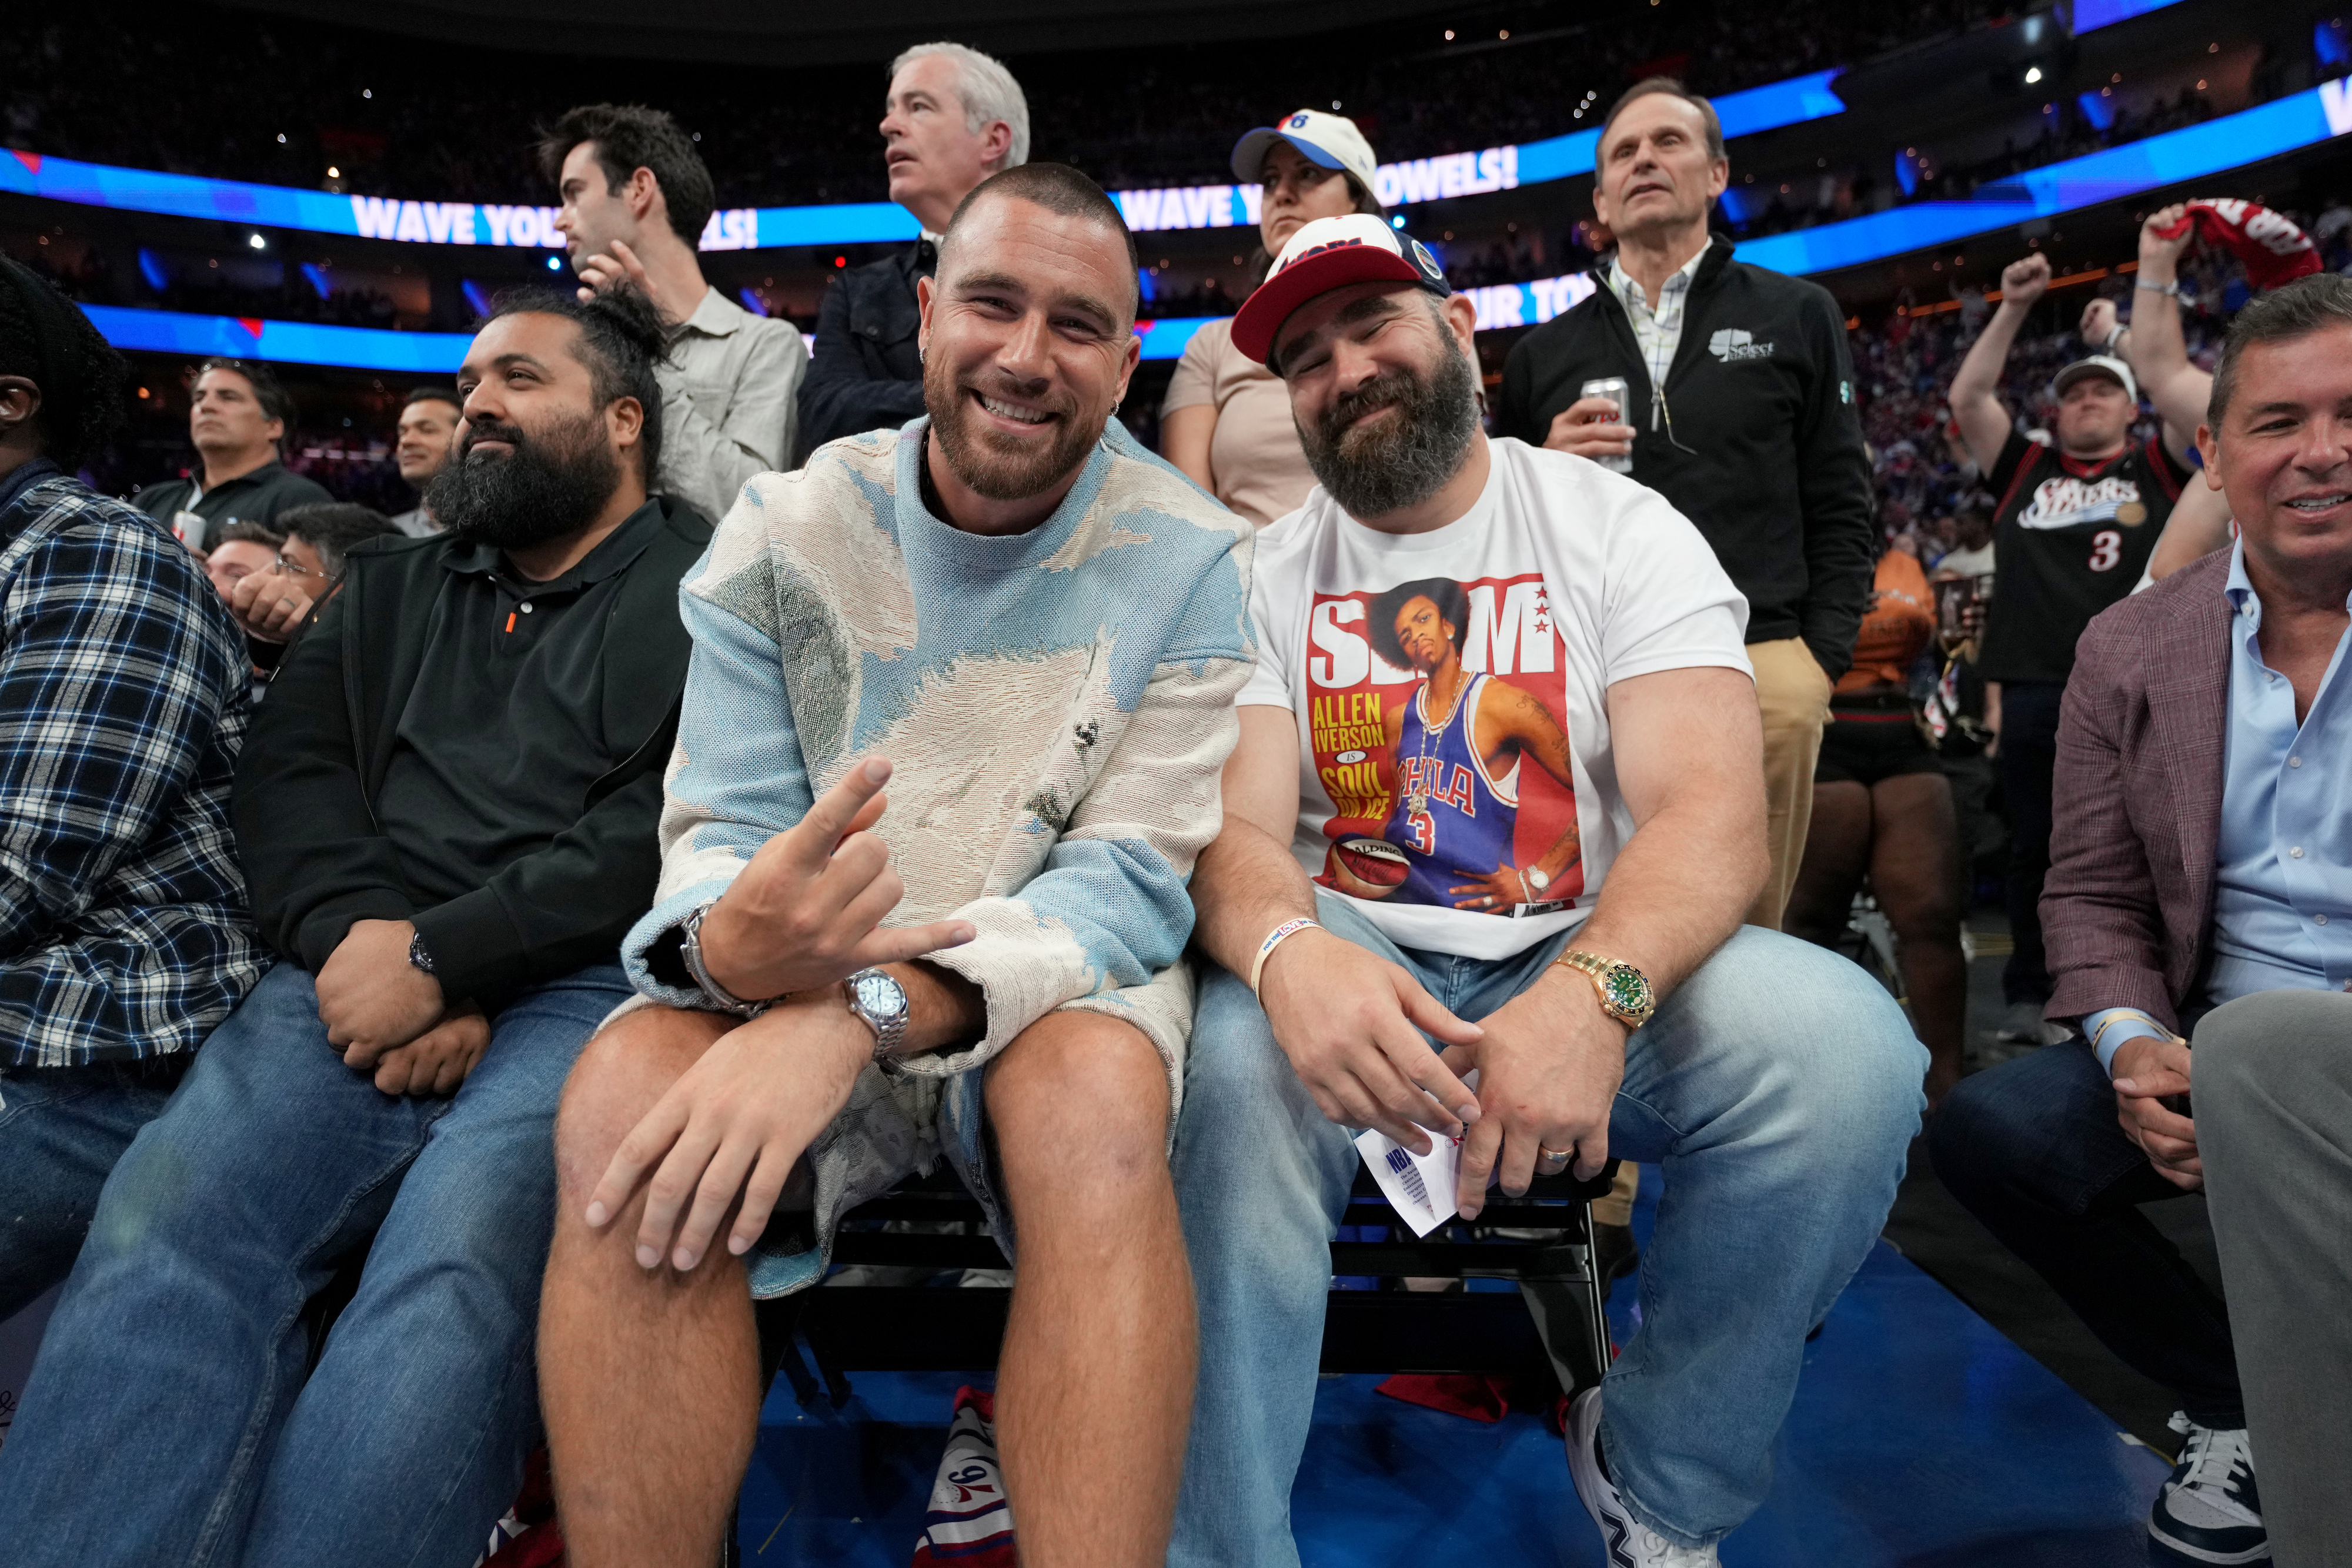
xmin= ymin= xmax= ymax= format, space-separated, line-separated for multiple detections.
xmin=135 ymin=460 xmax=333 ymax=549
xmin=373 ymin=500 xmax=669 ymax=922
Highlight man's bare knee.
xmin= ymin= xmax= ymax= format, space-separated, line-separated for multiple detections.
xmin=988 ymin=1012 xmax=1172 ymax=1186
xmin=555 ymin=1006 xmax=736 ymax=1198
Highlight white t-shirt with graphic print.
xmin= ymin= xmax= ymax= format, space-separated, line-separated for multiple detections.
xmin=1238 ymin=436 xmax=1752 ymax=961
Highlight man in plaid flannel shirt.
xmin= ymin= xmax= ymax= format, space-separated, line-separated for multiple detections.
xmin=0 ymin=260 xmax=265 ymax=1323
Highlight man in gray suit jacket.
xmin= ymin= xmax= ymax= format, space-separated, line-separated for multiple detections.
xmin=1932 ymin=273 xmax=2352 ymax=1568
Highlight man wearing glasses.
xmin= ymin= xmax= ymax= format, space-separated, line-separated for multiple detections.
xmin=1495 ymin=78 xmax=1875 ymax=934
xmin=221 ymin=504 xmax=403 ymax=683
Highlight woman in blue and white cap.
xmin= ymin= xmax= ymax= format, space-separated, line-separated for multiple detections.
xmin=1162 ymin=109 xmax=1387 ymax=526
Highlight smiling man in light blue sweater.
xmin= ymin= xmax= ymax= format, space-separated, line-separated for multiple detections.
xmin=537 ymin=163 xmax=1254 ymax=1568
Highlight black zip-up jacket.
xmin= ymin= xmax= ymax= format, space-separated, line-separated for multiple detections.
xmin=793 ymin=239 xmax=936 ymax=464
xmin=233 ymin=497 xmax=709 ymax=1006
xmin=1496 ymin=235 xmax=1875 ymax=680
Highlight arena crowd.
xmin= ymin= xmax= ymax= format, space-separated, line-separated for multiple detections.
xmin=0 ymin=38 xmax=2346 ymax=1568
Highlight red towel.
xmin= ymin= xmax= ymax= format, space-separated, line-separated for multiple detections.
xmin=2156 ymin=199 xmax=2322 ymax=291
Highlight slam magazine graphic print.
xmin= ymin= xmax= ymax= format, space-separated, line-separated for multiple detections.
xmin=1307 ymin=572 xmax=1582 ymax=915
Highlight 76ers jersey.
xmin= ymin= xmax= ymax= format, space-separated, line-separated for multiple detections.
xmin=1387 ymin=674 xmax=1521 ymax=905
xmin=1978 ymin=429 xmax=2190 ymax=684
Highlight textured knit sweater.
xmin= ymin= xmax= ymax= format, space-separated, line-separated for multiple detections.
xmin=622 ymin=416 xmax=1256 ymax=1099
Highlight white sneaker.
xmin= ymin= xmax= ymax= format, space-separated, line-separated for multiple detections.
xmin=1565 ymin=1390 xmax=1721 ymax=1567
xmin=2149 ymin=1411 xmax=2269 ymax=1564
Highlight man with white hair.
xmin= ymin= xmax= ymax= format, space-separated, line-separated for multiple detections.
xmin=794 ymin=41 xmax=1029 ymax=460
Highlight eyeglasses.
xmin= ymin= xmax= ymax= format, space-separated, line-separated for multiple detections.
xmin=270 ymin=553 xmax=319 ymax=579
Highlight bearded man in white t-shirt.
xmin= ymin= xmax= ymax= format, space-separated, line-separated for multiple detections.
xmin=1166 ymin=215 xmax=1926 ymax=1568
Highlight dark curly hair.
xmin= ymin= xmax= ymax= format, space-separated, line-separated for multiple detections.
xmin=536 ymin=103 xmax=716 ymax=248
xmin=1366 ymin=577 xmax=1469 ymax=673
xmin=280 ymin=502 xmax=400 ymax=575
xmin=479 ymin=284 xmax=669 ymax=484
xmin=0 ymin=255 xmax=130 ymax=469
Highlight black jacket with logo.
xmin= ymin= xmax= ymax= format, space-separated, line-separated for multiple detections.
xmin=234 ymin=497 xmax=709 ymax=1007
xmin=1496 ymin=236 xmax=1875 ymax=680
xmin=794 ymin=239 xmax=936 ymax=464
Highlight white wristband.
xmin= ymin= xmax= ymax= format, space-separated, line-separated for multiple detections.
xmin=1249 ymin=917 xmax=1320 ymax=998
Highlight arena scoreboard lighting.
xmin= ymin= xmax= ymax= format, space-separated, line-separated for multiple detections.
xmin=50 ymin=73 xmax=2352 ymax=373
xmin=1736 ymin=75 xmax=2352 ymax=275
xmin=0 ymin=71 xmax=1850 ymax=250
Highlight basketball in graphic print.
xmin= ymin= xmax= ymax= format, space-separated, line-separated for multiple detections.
xmin=1329 ymin=836 xmax=1409 ymax=898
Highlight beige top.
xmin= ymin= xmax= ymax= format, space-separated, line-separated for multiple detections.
xmin=1161 ymin=316 xmax=1319 ymax=527
xmin=657 ymin=286 xmax=810 ymax=524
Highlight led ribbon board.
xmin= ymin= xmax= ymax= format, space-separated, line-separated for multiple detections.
xmin=65 ymin=76 xmax=2352 ymax=373
xmin=0 ymin=71 xmax=1849 ymax=249
xmin=1735 ymin=77 xmax=2352 ymax=276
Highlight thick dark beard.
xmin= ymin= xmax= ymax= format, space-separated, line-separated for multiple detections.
xmin=1297 ymin=341 xmax=1481 ymax=520
xmin=425 ymin=409 xmax=623 ymax=552
xmin=924 ymin=356 xmax=1101 ymax=504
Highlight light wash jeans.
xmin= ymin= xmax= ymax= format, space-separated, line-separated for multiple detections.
xmin=0 ymin=959 xmax=632 ymax=1568
xmin=1169 ymin=894 xmax=1924 ymax=1561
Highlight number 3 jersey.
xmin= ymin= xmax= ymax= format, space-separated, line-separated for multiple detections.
xmin=1237 ymin=437 xmax=1751 ymax=961
xmin=1976 ymin=429 xmax=2191 ymax=684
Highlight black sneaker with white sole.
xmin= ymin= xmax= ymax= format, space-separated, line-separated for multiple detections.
xmin=2148 ymin=1412 xmax=2269 ymax=1564
xmin=1564 ymin=1389 xmax=1720 ymax=1568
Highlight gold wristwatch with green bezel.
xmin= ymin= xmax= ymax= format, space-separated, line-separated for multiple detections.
xmin=1552 ymin=949 xmax=1657 ymax=1029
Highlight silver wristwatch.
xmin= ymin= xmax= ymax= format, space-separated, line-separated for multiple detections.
xmin=844 ymin=967 xmax=910 ymax=1063
xmin=679 ymin=902 xmax=770 ymax=1019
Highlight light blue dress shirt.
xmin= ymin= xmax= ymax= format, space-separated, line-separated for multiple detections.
xmin=2089 ymin=540 xmax=2352 ymax=1071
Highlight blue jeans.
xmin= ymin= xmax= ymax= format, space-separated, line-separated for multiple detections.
xmin=1169 ymin=897 xmax=1924 ymax=1561
xmin=0 ymin=1053 xmax=190 ymax=1320
xmin=0 ymin=960 xmax=632 ymax=1568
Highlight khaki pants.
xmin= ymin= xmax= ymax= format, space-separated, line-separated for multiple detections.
xmin=1745 ymin=636 xmax=1834 ymax=932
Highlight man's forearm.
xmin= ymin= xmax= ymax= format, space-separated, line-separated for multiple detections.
xmin=1568 ymin=785 xmax=1766 ymax=1002
xmin=1950 ymin=302 xmax=2030 ymax=404
xmin=1190 ymin=820 xmax=1319 ymax=984
xmin=888 ymin=959 xmax=985 ymax=1055
xmin=2122 ymin=256 xmax=2207 ymax=436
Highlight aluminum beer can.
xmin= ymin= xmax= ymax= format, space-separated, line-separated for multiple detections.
xmin=1579 ymin=376 xmax=1635 ymax=473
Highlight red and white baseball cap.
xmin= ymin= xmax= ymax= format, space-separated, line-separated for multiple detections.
xmin=1230 ymin=109 xmax=1380 ymax=196
xmin=1231 ymin=213 xmax=1451 ymax=365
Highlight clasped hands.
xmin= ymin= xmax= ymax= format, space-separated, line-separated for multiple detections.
xmin=314 ymin=918 xmax=484 ymax=1096
xmin=585 ymin=758 xmax=978 ymax=1273
xmin=2112 ymin=1034 xmax=2201 ymax=1191
xmin=1256 ymin=930 xmax=1628 ymax=1221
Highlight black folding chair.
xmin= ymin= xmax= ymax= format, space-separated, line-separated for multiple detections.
xmin=755 ymin=1160 xmax=1617 ymax=1413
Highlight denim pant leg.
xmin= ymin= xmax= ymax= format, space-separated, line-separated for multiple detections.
xmin=1167 ymin=959 xmax=1358 ymax=1568
xmin=1600 ymin=927 xmax=1924 ymax=1548
xmin=0 ymin=962 xmax=450 ymax=1568
xmin=1929 ymin=1036 xmax=2241 ymax=1425
xmin=1169 ymin=892 xmax=1441 ymax=1568
xmin=240 ymin=964 xmax=631 ymax=1568
xmin=0 ymin=1055 xmax=189 ymax=1320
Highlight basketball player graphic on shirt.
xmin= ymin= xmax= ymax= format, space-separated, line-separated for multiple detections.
xmin=1364 ymin=577 xmax=1582 ymax=913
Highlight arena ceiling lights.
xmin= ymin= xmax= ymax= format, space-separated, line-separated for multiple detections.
xmin=0 ymin=72 xmax=1849 ymax=252
xmin=45 ymin=72 xmax=2352 ymax=372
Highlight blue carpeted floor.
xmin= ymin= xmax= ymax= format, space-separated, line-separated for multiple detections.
xmin=736 ymin=1165 xmax=2170 ymax=1565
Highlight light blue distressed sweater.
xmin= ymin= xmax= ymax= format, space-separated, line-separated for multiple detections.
xmin=622 ymin=416 xmax=1256 ymax=1094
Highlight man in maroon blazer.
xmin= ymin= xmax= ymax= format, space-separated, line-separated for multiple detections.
xmin=1931 ymin=273 xmax=2352 ymax=1568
